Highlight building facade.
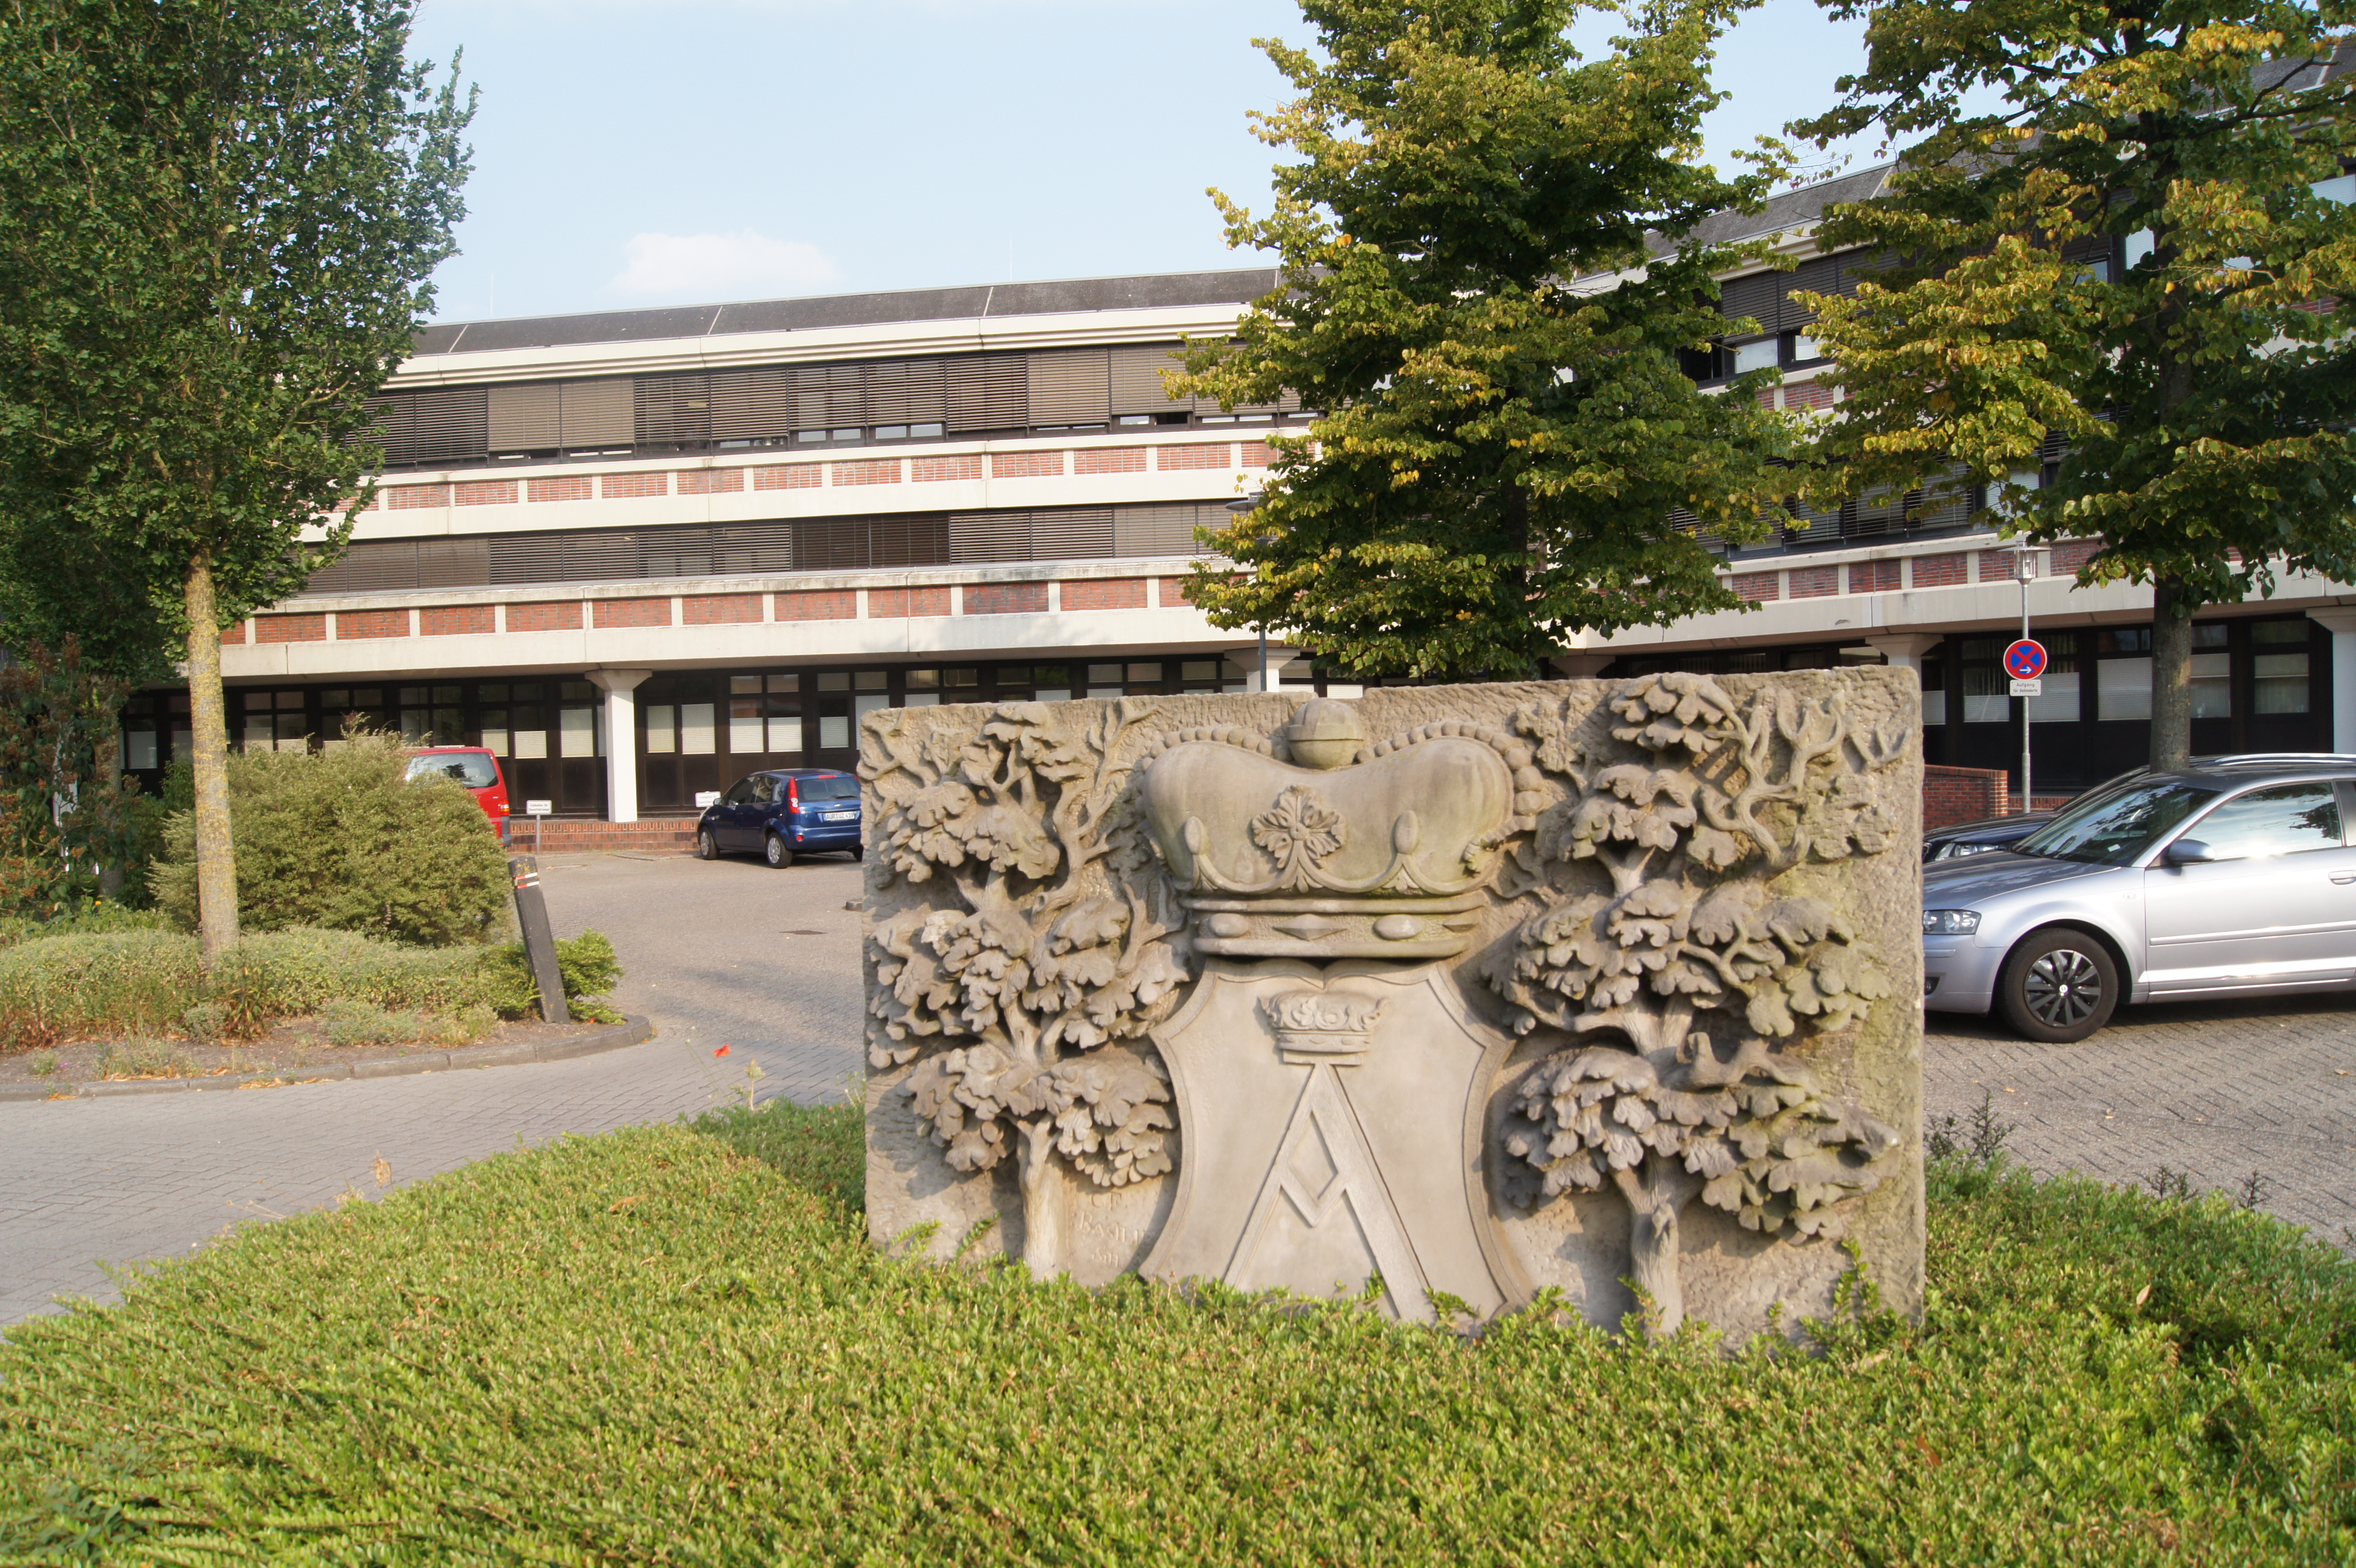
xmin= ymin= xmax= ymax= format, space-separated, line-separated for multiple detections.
xmin=138 ymin=172 xmax=2355 ymax=820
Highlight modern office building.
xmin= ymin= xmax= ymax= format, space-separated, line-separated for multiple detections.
xmin=138 ymin=163 xmax=2353 ymax=822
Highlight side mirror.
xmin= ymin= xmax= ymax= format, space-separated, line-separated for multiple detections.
xmin=2165 ymin=838 xmax=2216 ymax=865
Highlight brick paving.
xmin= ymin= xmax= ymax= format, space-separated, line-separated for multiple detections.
xmin=4 ymin=850 xmax=2353 ymax=1327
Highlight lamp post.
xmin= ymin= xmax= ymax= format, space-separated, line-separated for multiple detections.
xmin=2017 ymin=548 xmax=2035 ymax=814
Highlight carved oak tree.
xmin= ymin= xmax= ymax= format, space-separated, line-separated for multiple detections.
xmin=1488 ymin=673 xmax=1907 ymax=1330
xmin=865 ymin=702 xmax=1191 ymax=1273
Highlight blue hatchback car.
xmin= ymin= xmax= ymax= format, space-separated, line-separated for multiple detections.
xmin=696 ymin=769 xmax=863 ymax=868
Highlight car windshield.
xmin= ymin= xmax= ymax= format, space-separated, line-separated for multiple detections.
xmin=798 ymin=775 xmax=858 ymax=801
xmin=2013 ymin=780 xmax=2218 ymax=866
xmin=406 ymin=753 xmax=498 ymax=790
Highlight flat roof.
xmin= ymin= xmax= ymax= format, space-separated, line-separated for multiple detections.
xmin=414 ymin=268 xmax=1281 ymax=357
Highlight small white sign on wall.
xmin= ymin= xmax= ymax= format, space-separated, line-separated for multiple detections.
xmin=2009 ymin=678 xmax=2043 ymax=697
xmin=694 ymin=791 xmax=721 ymax=809
xmin=524 ymin=799 xmax=553 ymax=816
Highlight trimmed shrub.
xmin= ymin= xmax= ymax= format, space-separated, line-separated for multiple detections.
xmin=149 ymin=732 xmax=511 ymax=947
xmin=0 ymin=925 xmax=625 ymax=1048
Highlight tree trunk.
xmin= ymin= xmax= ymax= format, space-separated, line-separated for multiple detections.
xmin=94 ymin=722 xmax=123 ymax=901
xmin=2151 ymin=577 xmax=2194 ymax=773
xmin=1016 ymin=1118 xmax=1064 ymax=1280
xmin=184 ymin=556 xmax=238 ymax=963
xmin=1614 ymin=1157 xmax=1690 ymax=1335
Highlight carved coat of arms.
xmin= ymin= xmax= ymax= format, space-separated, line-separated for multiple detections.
xmin=861 ymin=674 xmax=1923 ymax=1340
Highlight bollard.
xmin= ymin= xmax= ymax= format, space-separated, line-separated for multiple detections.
xmin=508 ymin=855 xmax=570 ymax=1025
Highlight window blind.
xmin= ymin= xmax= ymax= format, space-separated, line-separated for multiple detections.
xmin=1027 ymin=348 xmax=1111 ymax=425
xmin=945 ymin=353 xmax=1029 ymax=433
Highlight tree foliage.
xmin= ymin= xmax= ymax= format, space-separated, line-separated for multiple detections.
xmin=0 ymin=640 xmax=160 ymax=918
xmin=0 ymin=0 xmax=474 ymax=953
xmin=1174 ymin=0 xmax=1805 ymax=680
xmin=1790 ymin=9 xmax=2355 ymax=764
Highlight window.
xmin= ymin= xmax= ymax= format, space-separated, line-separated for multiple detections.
xmin=1790 ymin=334 xmax=1825 ymax=363
xmin=2030 ymin=632 xmax=2079 ymax=722
xmin=1919 ymin=660 xmax=1946 ymax=726
xmin=2186 ymin=782 xmax=2343 ymax=860
xmin=643 ymin=705 xmax=676 ymax=754
xmin=2099 ymin=658 xmax=2152 ymax=720
xmin=769 ymin=715 xmax=803 ymax=752
xmin=1959 ymin=639 xmax=2011 ymax=722
xmin=480 ymin=709 xmax=512 ymax=755
xmin=559 ymin=706 xmax=600 ymax=758
xmin=2017 ymin=780 xmax=2218 ymax=865
xmin=800 ymin=775 xmax=858 ymax=801
xmin=1731 ymin=338 xmax=1780 ymax=375
xmin=126 ymin=729 xmax=159 ymax=769
xmin=406 ymin=753 xmax=499 ymax=789
xmin=819 ymin=715 xmax=850 ymax=749
xmin=722 ymin=776 xmax=757 ymax=806
xmin=2252 ymin=621 xmax=2310 ymax=715
xmin=729 ymin=698 xmax=764 ymax=753
xmin=680 ymin=703 xmax=716 ymax=755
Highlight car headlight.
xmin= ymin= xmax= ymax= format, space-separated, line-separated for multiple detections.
xmin=1922 ymin=909 xmax=1982 ymax=935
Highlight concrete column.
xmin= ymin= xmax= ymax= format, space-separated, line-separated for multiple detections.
xmin=1225 ymin=644 xmax=1305 ymax=693
xmin=2307 ymin=609 xmax=2356 ymax=753
xmin=1548 ymin=653 xmax=1615 ymax=679
xmin=587 ymin=668 xmax=652 ymax=824
xmin=1866 ymin=634 xmax=1945 ymax=726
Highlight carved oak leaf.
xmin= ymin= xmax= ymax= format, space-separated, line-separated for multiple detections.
xmin=1687 ymin=884 xmax=1760 ymax=948
xmin=1686 ymin=825 xmax=1745 ymax=871
xmin=962 ymin=802 xmax=1062 ymax=879
xmin=1048 ymin=1050 xmax=1176 ymax=1187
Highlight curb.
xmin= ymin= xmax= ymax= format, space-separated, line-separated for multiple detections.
xmin=0 ymin=1014 xmax=656 ymax=1103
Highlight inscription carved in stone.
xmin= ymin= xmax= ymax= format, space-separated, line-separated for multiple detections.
xmin=862 ymin=673 xmax=1923 ymax=1338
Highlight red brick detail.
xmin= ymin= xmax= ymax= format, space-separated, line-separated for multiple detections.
xmin=1073 ymin=447 xmax=1147 ymax=476
xmin=775 ymin=589 xmax=857 ymax=621
xmin=420 ymin=605 xmax=496 ymax=637
xmin=1156 ymin=443 xmax=1232 ymax=471
xmin=235 ymin=620 xmax=255 ymax=644
xmin=511 ymin=819 xmax=700 ymax=855
xmin=683 ymin=593 xmax=762 ymax=625
xmin=868 ymin=585 xmax=951 ymax=618
xmin=1240 ymin=441 xmax=1274 ymax=469
xmin=1978 ymin=548 xmax=2028 ymax=581
xmin=832 ymin=458 xmax=902 ymax=486
xmin=506 ymin=601 xmax=583 ymax=633
xmin=1755 ymin=387 xmax=1779 ymax=408
xmin=1924 ymin=765 xmax=2012 ymax=832
xmin=2049 ymin=538 xmax=2103 ymax=574
xmin=592 ymin=597 xmax=672 ymax=629
xmin=454 ymin=480 xmax=517 ymax=507
xmin=1157 ymin=577 xmax=1199 ymax=607
xmin=335 ymin=609 xmax=410 ymax=640
xmin=1784 ymin=381 xmax=1835 ymax=411
xmin=912 ymin=454 xmax=983 ymax=483
xmin=1730 ymin=571 xmax=1780 ymax=602
xmin=675 ymin=468 xmax=744 ymax=496
xmin=255 ymin=613 xmax=327 ymax=643
xmin=1789 ymin=565 xmax=1839 ymax=599
xmin=1851 ymin=558 xmax=1900 ymax=594
xmin=387 ymin=484 xmax=449 ymax=511
xmin=601 ymin=472 xmax=667 ymax=500
xmin=529 ymin=475 xmax=593 ymax=503
xmin=1061 ymin=577 xmax=1148 ymax=612
xmin=1910 ymin=553 xmax=1968 ymax=587
xmin=991 ymin=450 xmax=1064 ymax=480
xmin=963 ymin=581 xmax=1050 ymax=616
xmin=2293 ymin=297 xmax=2339 ymax=316
xmin=753 ymin=464 xmax=822 ymax=491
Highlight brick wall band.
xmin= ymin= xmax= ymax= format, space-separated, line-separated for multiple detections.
xmin=529 ymin=475 xmax=593 ymax=503
xmin=1851 ymin=558 xmax=1900 ymax=594
xmin=990 ymin=451 xmax=1064 ymax=480
xmin=336 ymin=609 xmax=410 ymax=640
xmin=420 ymin=605 xmax=496 ymax=637
xmin=1789 ymin=564 xmax=1839 ymax=599
xmin=1730 ymin=571 xmax=1780 ymax=602
xmin=1060 ymin=577 xmax=1148 ymax=612
xmin=592 ymin=597 xmax=672 ymax=629
xmin=683 ymin=593 xmax=763 ymax=625
xmin=256 ymin=613 xmax=327 ymax=643
xmin=506 ymin=601 xmax=583 ymax=633
xmin=775 ymin=589 xmax=856 ymax=621
xmin=1911 ymin=553 xmax=1968 ymax=586
xmin=754 ymin=464 xmax=822 ymax=491
xmin=454 ymin=480 xmax=517 ymax=507
xmin=1156 ymin=577 xmax=1197 ymax=607
xmin=963 ymin=581 xmax=1050 ymax=616
xmin=1156 ymin=444 xmax=1231 ymax=472
xmin=912 ymin=455 xmax=983 ymax=484
xmin=868 ymin=585 xmax=951 ymax=618
xmin=388 ymin=485 xmax=449 ymax=511
xmin=1923 ymin=765 xmax=2012 ymax=831
xmin=674 ymin=469 xmax=744 ymax=496
xmin=832 ymin=459 xmax=903 ymax=487
xmin=602 ymin=472 xmax=667 ymax=500
xmin=1073 ymin=447 xmax=1147 ymax=476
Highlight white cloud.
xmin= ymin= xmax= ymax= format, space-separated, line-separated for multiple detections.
xmin=606 ymin=230 xmax=840 ymax=302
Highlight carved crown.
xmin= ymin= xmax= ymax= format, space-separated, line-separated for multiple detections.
xmin=1139 ymin=700 xmax=1525 ymax=959
xmin=1261 ymin=987 xmax=1388 ymax=1065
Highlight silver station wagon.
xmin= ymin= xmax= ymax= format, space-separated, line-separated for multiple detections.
xmin=1923 ymin=755 xmax=2356 ymax=1042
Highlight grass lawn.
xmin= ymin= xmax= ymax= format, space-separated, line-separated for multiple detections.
xmin=2 ymin=1102 xmax=2351 ymax=1564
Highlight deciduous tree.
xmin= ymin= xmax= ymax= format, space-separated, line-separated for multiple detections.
xmin=1792 ymin=14 xmax=2354 ymax=769
xmin=1174 ymin=0 xmax=1802 ymax=680
xmin=0 ymin=0 xmax=473 ymax=958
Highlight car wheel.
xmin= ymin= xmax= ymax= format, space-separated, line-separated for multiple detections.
xmin=850 ymin=844 xmax=865 ymax=863
xmin=697 ymin=829 xmax=720 ymax=861
xmin=764 ymin=833 xmax=794 ymax=869
xmin=1997 ymin=927 xmax=2118 ymax=1043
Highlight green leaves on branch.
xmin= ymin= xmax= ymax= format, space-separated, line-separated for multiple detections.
xmin=1175 ymin=0 xmax=1806 ymax=679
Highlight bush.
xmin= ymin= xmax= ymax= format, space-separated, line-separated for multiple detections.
xmin=149 ymin=732 xmax=511 ymax=947
xmin=0 ymin=925 xmax=626 ymax=1048
xmin=0 ymin=1115 xmax=2348 ymax=1563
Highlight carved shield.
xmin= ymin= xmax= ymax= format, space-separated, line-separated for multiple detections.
xmin=1140 ymin=957 xmax=1519 ymax=1321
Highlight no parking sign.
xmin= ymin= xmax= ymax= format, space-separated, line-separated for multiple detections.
xmin=2005 ymin=638 xmax=2047 ymax=696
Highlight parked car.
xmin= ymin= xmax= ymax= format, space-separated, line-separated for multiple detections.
xmin=405 ymin=746 xmax=511 ymax=827
xmin=1923 ymin=810 xmax=2054 ymax=864
xmin=1923 ymin=755 xmax=2356 ymax=1043
xmin=697 ymin=769 xmax=862 ymax=867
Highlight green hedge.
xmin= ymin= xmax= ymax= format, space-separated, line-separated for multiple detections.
xmin=149 ymin=733 xmax=512 ymax=947
xmin=0 ymin=1112 xmax=2346 ymax=1562
xmin=0 ymin=926 xmax=623 ymax=1049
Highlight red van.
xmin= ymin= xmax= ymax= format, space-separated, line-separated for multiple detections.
xmin=405 ymin=746 xmax=512 ymax=828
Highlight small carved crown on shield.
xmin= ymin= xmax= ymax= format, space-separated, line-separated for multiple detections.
xmin=1260 ymin=987 xmax=1388 ymax=1065
xmin=1138 ymin=698 xmax=1543 ymax=960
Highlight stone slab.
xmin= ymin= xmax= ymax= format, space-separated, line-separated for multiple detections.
xmin=862 ymin=676 xmax=1924 ymax=1340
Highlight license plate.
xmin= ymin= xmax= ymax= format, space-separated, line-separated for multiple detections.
xmin=825 ymin=811 xmax=856 ymax=822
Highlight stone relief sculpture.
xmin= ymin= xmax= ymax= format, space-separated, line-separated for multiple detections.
xmin=863 ymin=701 xmax=1190 ymax=1276
xmin=862 ymin=673 xmax=1924 ymax=1338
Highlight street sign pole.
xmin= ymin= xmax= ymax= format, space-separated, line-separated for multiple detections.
xmin=2017 ymin=551 xmax=2035 ymax=814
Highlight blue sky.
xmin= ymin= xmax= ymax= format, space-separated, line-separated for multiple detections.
xmin=408 ymin=0 xmax=1884 ymax=324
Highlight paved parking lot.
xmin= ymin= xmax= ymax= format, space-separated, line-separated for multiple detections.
xmin=3 ymin=850 xmax=2352 ymax=1326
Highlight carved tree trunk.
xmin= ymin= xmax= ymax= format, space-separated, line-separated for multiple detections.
xmin=1016 ymin=1116 xmax=1065 ymax=1279
xmin=1614 ymin=1155 xmax=1694 ymax=1335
